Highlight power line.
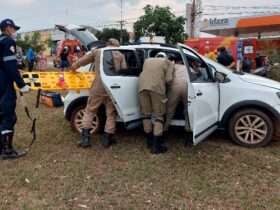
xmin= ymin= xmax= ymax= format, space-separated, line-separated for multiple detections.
xmin=203 ymin=4 xmax=280 ymax=9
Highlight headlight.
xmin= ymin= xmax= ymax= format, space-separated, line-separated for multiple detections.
xmin=277 ymin=92 xmax=280 ymax=99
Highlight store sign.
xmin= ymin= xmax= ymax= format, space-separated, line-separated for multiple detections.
xmin=244 ymin=46 xmax=254 ymax=54
xmin=209 ymin=18 xmax=229 ymax=26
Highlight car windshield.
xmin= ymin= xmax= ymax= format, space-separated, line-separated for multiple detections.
xmin=182 ymin=45 xmax=233 ymax=75
xmin=203 ymin=56 xmax=233 ymax=75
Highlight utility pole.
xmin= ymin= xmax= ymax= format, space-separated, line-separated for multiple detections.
xmin=120 ymin=0 xmax=124 ymax=44
xmin=187 ymin=0 xmax=202 ymax=38
xmin=191 ymin=0 xmax=196 ymax=38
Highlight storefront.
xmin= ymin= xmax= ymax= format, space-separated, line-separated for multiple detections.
xmin=200 ymin=14 xmax=280 ymax=38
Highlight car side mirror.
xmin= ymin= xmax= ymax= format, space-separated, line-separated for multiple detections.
xmin=215 ymin=71 xmax=229 ymax=83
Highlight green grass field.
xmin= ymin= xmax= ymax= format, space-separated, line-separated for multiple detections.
xmin=0 ymin=93 xmax=279 ymax=210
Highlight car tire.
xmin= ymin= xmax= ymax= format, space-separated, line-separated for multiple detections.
xmin=70 ymin=105 xmax=105 ymax=134
xmin=229 ymin=109 xmax=274 ymax=148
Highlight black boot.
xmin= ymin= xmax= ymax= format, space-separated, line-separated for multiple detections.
xmin=0 ymin=135 xmax=3 ymax=156
xmin=101 ymin=133 xmax=116 ymax=148
xmin=78 ymin=129 xmax=92 ymax=148
xmin=151 ymin=136 xmax=168 ymax=154
xmin=1 ymin=133 xmax=26 ymax=160
xmin=184 ymin=132 xmax=193 ymax=147
xmin=146 ymin=133 xmax=153 ymax=149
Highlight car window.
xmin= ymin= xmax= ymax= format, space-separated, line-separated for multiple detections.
xmin=203 ymin=56 xmax=232 ymax=75
xmin=103 ymin=49 xmax=141 ymax=77
xmin=182 ymin=48 xmax=214 ymax=83
xmin=136 ymin=49 xmax=145 ymax=69
xmin=148 ymin=49 xmax=183 ymax=63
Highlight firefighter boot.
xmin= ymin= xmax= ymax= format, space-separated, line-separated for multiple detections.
xmin=0 ymin=135 xmax=3 ymax=156
xmin=146 ymin=132 xmax=153 ymax=149
xmin=101 ymin=133 xmax=116 ymax=148
xmin=78 ymin=129 xmax=92 ymax=148
xmin=151 ymin=135 xmax=168 ymax=154
xmin=1 ymin=133 xmax=26 ymax=160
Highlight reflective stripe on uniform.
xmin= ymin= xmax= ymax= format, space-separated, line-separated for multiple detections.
xmin=0 ymin=36 xmax=7 ymax=41
xmin=3 ymin=55 xmax=16 ymax=62
xmin=1 ymin=130 xmax=13 ymax=135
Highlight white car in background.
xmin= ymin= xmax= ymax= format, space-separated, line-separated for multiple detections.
xmin=63 ymin=39 xmax=280 ymax=148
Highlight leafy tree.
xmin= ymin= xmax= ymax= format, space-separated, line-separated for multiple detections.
xmin=134 ymin=5 xmax=186 ymax=44
xmin=95 ymin=28 xmax=129 ymax=43
xmin=16 ymin=32 xmax=45 ymax=53
xmin=45 ymin=36 xmax=54 ymax=49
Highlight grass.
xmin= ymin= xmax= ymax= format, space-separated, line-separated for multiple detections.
xmin=0 ymin=93 xmax=279 ymax=210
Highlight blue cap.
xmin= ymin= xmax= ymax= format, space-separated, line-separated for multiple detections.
xmin=0 ymin=19 xmax=20 ymax=31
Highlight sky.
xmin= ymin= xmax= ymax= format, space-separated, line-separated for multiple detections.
xmin=0 ymin=0 xmax=279 ymax=32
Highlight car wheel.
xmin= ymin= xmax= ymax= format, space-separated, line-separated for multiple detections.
xmin=229 ymin=109 xmax=274 ymax=148
xmin=70 ymin=105 xmax=103 ymax=134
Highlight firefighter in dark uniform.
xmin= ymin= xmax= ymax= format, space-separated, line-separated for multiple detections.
xmin=0 ymin=19 xmax=30 ymax=160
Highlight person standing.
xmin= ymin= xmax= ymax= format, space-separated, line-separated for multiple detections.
xmin=26 ymin=47 xmax=36 ymax=71
xmin=138 ymin=52 xmax=175 ymax=154
xmin=16 ymin=45 xmax=25 ymax=70
xmin=255 ymin=53 xmax=264 ymax=69
xmin=60 ymin=46 xmax=70 ymax=70
xmin=71 ymin=38 xmax=127 ymax=148
xmin=217 ymin=47 xmax=235 ymax=70
xmin=242 ymin=56 xmax=252 ymax=73
xmin=0 ymin=19 xmax=30 ymax=160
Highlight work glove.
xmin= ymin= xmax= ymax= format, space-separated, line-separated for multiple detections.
xmin=20 ymin=85 xmax=30 ymax=93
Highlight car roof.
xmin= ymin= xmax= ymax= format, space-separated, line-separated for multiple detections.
xmin=104 ymin=44 xmax=181 ymax=52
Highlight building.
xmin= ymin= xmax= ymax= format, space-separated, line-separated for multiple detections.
xmin=19 ymin=25 xmax=98 ymax=55
xmin=200 ymin=14 xmax=280 ymax=38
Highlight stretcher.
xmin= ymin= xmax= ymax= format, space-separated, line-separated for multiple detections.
xmin=21 ymin=71 xmax=95 ymax=90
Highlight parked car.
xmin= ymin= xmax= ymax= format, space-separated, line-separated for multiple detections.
xmin=63 ymin=41 xmax=280 ymax=148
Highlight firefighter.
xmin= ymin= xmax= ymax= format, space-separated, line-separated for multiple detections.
xmin=138 ymin=52 xmax=175 ymax=154
xmin=71 ymin=38 xmax=127 ymax=148
xmin=0 ymin=19 xmax=30 ymax=160
xmin=164 ymin=58 xmax=190 ymax=132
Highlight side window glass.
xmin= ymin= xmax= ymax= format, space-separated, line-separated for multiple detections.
xmin=136 ymin=49 xmax=145 ymax=69
xmin=183 ymin=49 xmax=213 ymax=83
xmin=103 ymin=50 xmax=141 ymax=77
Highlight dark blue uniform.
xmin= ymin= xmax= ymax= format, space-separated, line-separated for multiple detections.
xmin=0 ymin=34 xmax=26 ymax=133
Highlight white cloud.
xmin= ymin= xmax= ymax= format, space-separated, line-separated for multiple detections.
xmin=1 ymin=0 xmax=279 ymax=31
xmin=0 ymin=0 xmax=36 ymax=6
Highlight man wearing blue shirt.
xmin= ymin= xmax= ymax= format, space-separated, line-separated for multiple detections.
xmin=26 ymin=47 xmax=36 ymax=71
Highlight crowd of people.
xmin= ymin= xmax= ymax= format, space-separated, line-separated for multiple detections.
xmin=206 ymin=46 xmax=271 ymax=75
xmin=15 ymin=46 xmax=47 ymax=71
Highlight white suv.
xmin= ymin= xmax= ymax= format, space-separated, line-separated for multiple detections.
xmin=64 ymin=43 xmax=280 ymax=148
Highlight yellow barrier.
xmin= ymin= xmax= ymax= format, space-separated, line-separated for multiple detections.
xmin=22 ymin=71 xmax=95 ymax=90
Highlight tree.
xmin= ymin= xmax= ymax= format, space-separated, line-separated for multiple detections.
xmin=96 ymin=28 xmax=130 ymax=43
xmin=16 ymin=32 xmax=45 ymax=53
xmin=134 ymin=5 xmax=186 ymax=44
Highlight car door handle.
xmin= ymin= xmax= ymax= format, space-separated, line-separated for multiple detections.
xmin=110 ymin=84 xmax=121 ymax=89
xmin=196 ymin=90 xmax=203 ymax=96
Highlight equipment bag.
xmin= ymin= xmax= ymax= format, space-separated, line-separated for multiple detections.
xmin=40 ymin=91 xmax=64 ymax=108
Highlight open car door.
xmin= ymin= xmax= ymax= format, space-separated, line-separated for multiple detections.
xmin=100 ymin=47 xmax=142 ymax=127
xmin=178 ymin=44 xmax=220 ymax=145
